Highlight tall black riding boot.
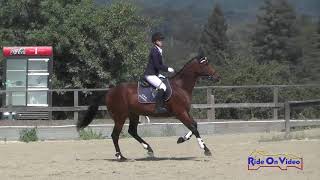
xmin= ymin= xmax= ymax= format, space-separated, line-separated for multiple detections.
xmin=155 ymin=89 xmax=167 ymax=114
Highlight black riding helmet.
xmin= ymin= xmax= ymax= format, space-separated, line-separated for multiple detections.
xmin=151 ymin=32 xmax=165 ymax=43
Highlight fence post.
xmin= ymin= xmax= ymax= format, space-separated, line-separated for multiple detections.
xmin=48 ymin=91 xmax=52 ymax=120
xmin=206 ymin=88 xmax=211 ymax=121
xmin=273 ymin=87 xmax=279 ymax=120
xmin=8 ymin=91 xmax=12 ymax=108
xmin=206 ymin=88 xmax=211 ymax=105
xmin=207 ymin=95 xmax=215 ymax=121
xmin=8 ymin=91 xmax=13 ymax=120
xmin=284 ymin=101 xmax=290 ymax=134
xmin=206 ymin=88 xmax=216 ymax=121
xmin=74 ymin=90 xmax=79 ymax=121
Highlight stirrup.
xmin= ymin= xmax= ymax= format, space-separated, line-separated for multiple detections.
xmin=155 ymin=108 xmax=167 ymax=114
xmin=155 ymin=107 xmax=167 ymax=114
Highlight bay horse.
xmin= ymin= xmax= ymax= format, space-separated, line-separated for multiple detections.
xmin=77 ymin=56 xmax=221 ymax=160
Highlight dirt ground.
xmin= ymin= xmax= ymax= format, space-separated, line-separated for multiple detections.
xmin=0 ymin=129 xmax=319 ymax=180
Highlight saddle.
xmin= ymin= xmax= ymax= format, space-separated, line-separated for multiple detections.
xmin=138 ymin=77 xmax=172 ymax=104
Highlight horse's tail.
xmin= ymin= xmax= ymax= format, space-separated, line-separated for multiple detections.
xmin=76 ymin=94 xmax=104 ymax=131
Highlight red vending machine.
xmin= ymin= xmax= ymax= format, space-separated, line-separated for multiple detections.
xmin=2 ymin=46 xmax=53 ymax=120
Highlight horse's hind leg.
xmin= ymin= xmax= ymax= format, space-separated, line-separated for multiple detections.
xmin=177 ymin=131 xmax=193 ymax=144
xmin=111 ymin=116 xmax=126 ymax=160
xmin=176 ymin=111 xmax=212 ymax=156
xmin=128 ymin=113 xmax=154 ymax=157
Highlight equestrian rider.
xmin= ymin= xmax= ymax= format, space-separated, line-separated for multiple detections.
xmin=144 ymin=32 xmax=175 ymax=113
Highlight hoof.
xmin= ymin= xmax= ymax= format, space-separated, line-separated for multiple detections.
xmin=115 ymin=152 xmax=127 ymax=161
xmin=177 ymin=137 xmax=185 ymax=144
xmin=204 ymin=150 xmax=212 ymax=156
xmin=147 ymin=151 xmax=155 ymax=158
xmin=204 ymin=146 xmax=212 ymax=156
xmin=146 ymin=146 xmax=154 ymax=158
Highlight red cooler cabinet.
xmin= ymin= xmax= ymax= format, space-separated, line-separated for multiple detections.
xmin=2 ymin=46 xmax=53 ymax=120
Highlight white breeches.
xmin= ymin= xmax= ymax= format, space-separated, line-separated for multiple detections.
xmin=145 ymin=75 xmax=166 ymax=91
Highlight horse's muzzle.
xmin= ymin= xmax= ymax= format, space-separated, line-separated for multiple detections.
xmin=207 ymin=75 xmax=221 ymax=83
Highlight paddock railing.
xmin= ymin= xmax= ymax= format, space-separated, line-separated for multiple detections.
xmin=1 ymin=84 xmax=320 ymax=132
xmin=284 ymin=99 xmax=320 ymax=133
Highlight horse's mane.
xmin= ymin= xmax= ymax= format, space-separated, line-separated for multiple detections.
xmin=170 ymin=57 xmax=198 ymax=79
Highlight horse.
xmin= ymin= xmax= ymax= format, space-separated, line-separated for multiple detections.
xmin=77 ymin=56 xmax=221 ymax=160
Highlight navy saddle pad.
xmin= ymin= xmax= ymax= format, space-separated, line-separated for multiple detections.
xmin=138 ymin=78 xmax=172 ymax=104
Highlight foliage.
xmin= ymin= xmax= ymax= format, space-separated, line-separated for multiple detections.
xmin=278 ymin=86 xmax=320 ymax=119
xmin=252 ymin=0 xmax=301 ymax=66
xmin=1 ymin=0 xmax=319 ymax=120
xmin=295 ymin=16 xmax=320 ymax=84
xmin=137 ymin=1 xmax=204 ymax=69
xmin=220 ymin=53 xmax=292 ymax=86
xmin=207 ymin=52 xmax=320 ymax=119
xmin=213 ymin=53 xmax=292 ymax=119
xmin=19 ymin=128 xmax=38 ymax=143
xmin=0 ymin=0 xmax=151 ymax=88
xmin=79 ymin=128 xmax=104 ymax=140
xmin=199 ymin=3 xmax=229 ymax=66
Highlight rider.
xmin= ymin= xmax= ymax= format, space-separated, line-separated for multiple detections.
xmin=144 ymin=32 xmax=175 ymax=113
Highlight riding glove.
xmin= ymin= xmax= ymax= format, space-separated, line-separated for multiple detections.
xmin=168 ymin=67 xmax=175 ymax=73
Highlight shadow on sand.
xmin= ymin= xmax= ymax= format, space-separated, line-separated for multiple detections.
xmin=134 ymin=157 xmax=198 ymax=161
xmin=77 ymin=156 xmax=200 ymax=162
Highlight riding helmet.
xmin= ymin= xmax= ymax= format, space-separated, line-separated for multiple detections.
xmin=152 ymin=32 xmax=165 ymax=43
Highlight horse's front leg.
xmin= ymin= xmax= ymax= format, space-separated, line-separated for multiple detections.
xmin=176 ymin=112 xmax=212 ymax=156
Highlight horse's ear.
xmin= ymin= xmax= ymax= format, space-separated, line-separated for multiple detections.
xmin=198 ymin=48 xmax=205 ymax=57
xmin=197 ymin=49 xmax=206 ymax=60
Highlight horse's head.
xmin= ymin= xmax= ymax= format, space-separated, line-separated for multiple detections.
xmin=193 ymin=56 xmax=221 ymax=82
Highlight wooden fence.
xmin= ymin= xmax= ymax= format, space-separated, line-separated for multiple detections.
xmin=284 ymin=99 xmax=320 ymax=133
xmin=1 ymin=84 xmax=320 ymax=132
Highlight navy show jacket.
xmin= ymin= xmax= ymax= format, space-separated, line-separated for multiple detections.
xmin=144 ymin=46 xmax=168 ymax=76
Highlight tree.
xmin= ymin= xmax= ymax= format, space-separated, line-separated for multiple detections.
xmin=199 ymin=3 xmax=228 ymax=66
xmin=318 ymin=18 xmax=320 ymax=44
xmin=209 ymin=53 xmax=292 ymax=119
xmin=297 ymin=17 xmax=320 ymax=83
xmin=252 ymin=0 xmax=301 ymax=66
xmin=0 ymin=0 xmax=151 ymax=88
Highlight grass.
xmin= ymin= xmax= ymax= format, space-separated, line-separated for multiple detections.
xmin=79 ymin=128 xmax=104 ymax=140
xmin=19 ymin=127 xmax=38 ymax=143
xmin=259 ymin=132 xmax=305 ymax=142
xmin=259 ymin=129 xmax=320 ymax=142
xmin=161 ymin=124 xmax=177 ymax=137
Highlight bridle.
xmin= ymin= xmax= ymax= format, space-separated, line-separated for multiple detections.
xmin=198 ymin=57 xmax=219 ymax=82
